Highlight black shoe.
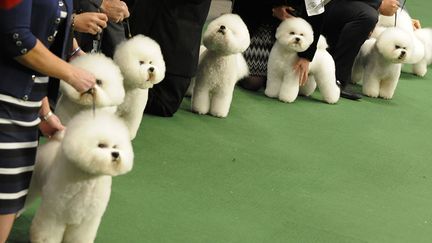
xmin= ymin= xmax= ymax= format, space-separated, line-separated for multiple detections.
xmin=336 ymin=80 xmax=362 ymax=100
xmin=340 ymin=88 xmax=362 ymax=100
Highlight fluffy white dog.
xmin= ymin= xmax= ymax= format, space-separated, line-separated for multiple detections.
xmin=413 ymin=28 xmax=432 ymax=77
xmin=265 ymin=17 xmax=340 ymax=104
xmin=114 ymin=35 xmax=165 ymax=139
xmin=373 ymin=8 xmax=426 ymax=74
xmin=28 ymin=110 xmax=134 ymax=243
xmin=352 ymin=27 xmax=413 ymax=99
xmin=55 ymin=53 xmax=125 ymax=124
xmin=191 ymin=13 xmax=250 ymax=118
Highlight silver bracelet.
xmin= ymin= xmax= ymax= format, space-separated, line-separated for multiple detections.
xmin=41 ymin=111 xmax=53 ymax=121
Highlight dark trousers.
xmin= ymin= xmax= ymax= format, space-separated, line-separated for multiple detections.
xmin=322 ymin=0 xmax=379 ymax=86
xmin=129 ymin=0 xmax=211 ymax=117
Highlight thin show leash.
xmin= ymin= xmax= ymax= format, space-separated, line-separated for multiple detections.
xmin=86 ymin=17 xmax=133 ymax=117
xmin=394 ymin=0 xmax=408 ymax=27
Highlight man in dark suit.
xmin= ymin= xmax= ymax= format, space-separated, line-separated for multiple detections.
xmin=127 ymin=0 xmax=211 ymax=117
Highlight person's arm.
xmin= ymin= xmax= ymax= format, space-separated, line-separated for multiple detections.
xmin=15 ymin=40 xmax=95 ymax=93
xmin=0 ymin=0 xmax=95 ymax=93
xmin=296 ymin=13 xmax=324 ymax=86
xmin=38 ymin=97 xmax=65 ymax=138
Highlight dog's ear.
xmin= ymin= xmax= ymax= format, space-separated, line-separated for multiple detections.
xmin=275 ymin=22 xmax=285 ymax=40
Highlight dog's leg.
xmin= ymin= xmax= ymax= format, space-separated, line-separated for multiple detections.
xmin=62 ymin=217 xmax=102 ymax=243
xmin=362 ymin=74 xmax=381 ymax=98
xmin=210 ymin=85 xmax=234 ymax=118
xmin=351 ymin=58 xmax=364 ymax=84
xmin=278 ymin=73 xmax=299 ymax=103
xmin=30 ymin=210 xmax=66 ymax=243
xmin=264 ymin=68 xmax=282 ymax=98
xmin=299 ymin=76 xmax=316 ymax=97
xmin=191 ymin=84 xmax=211 ymax=115
xmin=412 ymin=60 xmax=428 ymax=77
xmin=313 ymin=63 xmax=340 ymax=104
xmin=379 ymin=78 xmax=399 ymax=99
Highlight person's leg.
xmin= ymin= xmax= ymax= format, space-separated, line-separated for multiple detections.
xmin=323 ymin=0 xmax=378 ymax=99
xmin=238 ymin=76 xmax=266 ymax=91
xmin=145 ymin=74 xmax=191 ymax=117
xmin=0 ymin=214 xmax=15 ymax=243
xmin=239 ymin=23 xmax=275 ymax=92
xmin=130 ymin=0 xmax=211 ymax=117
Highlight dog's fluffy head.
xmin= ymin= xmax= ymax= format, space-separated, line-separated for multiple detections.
xmin=114 ymin=35 xmax=166 ymax=89
xmin=62 ymin=110 xmax=134 ymax=176
xmin=203 ymin=14 xmax=250 ymax=55
xmin=60 ymin=53 xmax=125 ymax=107
xmin=376 ymin=27 xmax=413 ymax=63
xmin=275 ymin=17 xmax=314 ymax=52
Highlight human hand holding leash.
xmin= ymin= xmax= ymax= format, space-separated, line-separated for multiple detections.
xmin=379 ymin=0 xmax=400 ymax=16
xmin=73 ymin=12 xmax=108 ymax=35
xmin=100 ymin=0 xmax=129 ymax=23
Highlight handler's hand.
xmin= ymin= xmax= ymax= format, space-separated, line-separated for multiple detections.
xmin=294 ymin=58 xmax=310 ymax=86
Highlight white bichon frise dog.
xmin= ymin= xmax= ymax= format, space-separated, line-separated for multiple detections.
xmin=352 ymin=27 xmax=413 ymax=99
xmin=265 ymin=17 xmax=340 ymax=104
xmin=27 ymin=110 xmax=134 ymax=243
xmin=191 ymin=13 xmax=250 ymax=118
xmin=114 ymin=35 xmax=165 ymax=139
xmin=55 ymin=53 xmax=125 ymax=124
xmin=372 ymin=8 xmax=426 ymax=75
xmin=413 ymin=28 xmax=432 ymax=77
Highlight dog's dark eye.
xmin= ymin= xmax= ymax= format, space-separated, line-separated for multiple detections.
xmin=300 ymin=33 xmax=304 ymax=36
xmin=139 ymin=60 xmax=145 ymax=65
xmin=290 ymin=32 xmax=295 ymax=35
xmin=113 ymin=145 xmax=118 ymax=149
xmin=149 ymin=61 xmax=153 ymax=64
xmin=98 ymin=143 xmax=108 ymax=148
xmin=395 ymin=45 xmax=401 ymax=49
xmin=96 ymin=79 xmax=103 ymax=85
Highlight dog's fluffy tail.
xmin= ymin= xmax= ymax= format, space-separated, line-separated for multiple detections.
xmin=317 ymin=35 xmax=329 ymax=50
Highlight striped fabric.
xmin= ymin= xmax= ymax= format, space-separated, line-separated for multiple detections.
xmin=243 ymin=23 xmax=276 ymax=77
xmin=0 ymin=77 xmax=47 ymax=214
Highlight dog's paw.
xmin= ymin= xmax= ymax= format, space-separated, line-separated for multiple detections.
xmin=379 ymin=92 xmax=394 ymax=99
xmin=209 ymin=110 xmax=228 ymax=118
xmin=278 ymin=94 xmax=296 ymax=103
xmin=413 ymin=66 xmax=427 ymax=77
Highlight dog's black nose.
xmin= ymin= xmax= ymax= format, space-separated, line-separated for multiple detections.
xmin=295 ymin=37 xmax=300 ymax=42
xmin=401 ymin=50 xmax=406 ymax=55
xmin=148 ymin=67 xmax=154 ymax=73
xmin=112 ymin=152 xmax=119 ymax=159
xmin=220 ymin=25 xmax=226 ymax=30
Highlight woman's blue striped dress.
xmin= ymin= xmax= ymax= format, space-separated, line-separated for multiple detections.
xmin=0 ymin=77 xmax=48 ymax=214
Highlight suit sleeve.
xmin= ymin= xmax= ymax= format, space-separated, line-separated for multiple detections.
xmin=298 ymin=12 xmax=323 ymax=61
xmin=0 ymin=0 xmax=37 ymax=57
xmin=74 ymin=0 xmax=102 ymax=13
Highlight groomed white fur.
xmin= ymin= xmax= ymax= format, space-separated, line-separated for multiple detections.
xmin=191 ymin=14 xmax=250 ymax=118
xmin=114 ymin=35 xmax=165 ymax=139
xmin=352 ymin=27 xmax=413 ymax=99
xmin=55 ymin=53 xmax=125 ymax=124
xmin=265 ymin=17 xmax=340 ymax=104
xmin=28 ymin=110 xmax=134 ymax=243
xmin=413 ymin=28 xmax=432 ymax=77
xmin=373 ymin=8 xmax=426 ymax=74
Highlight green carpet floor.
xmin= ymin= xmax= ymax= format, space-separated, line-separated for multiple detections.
xmin=10 ymin=3 xmax=432 ymax=243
